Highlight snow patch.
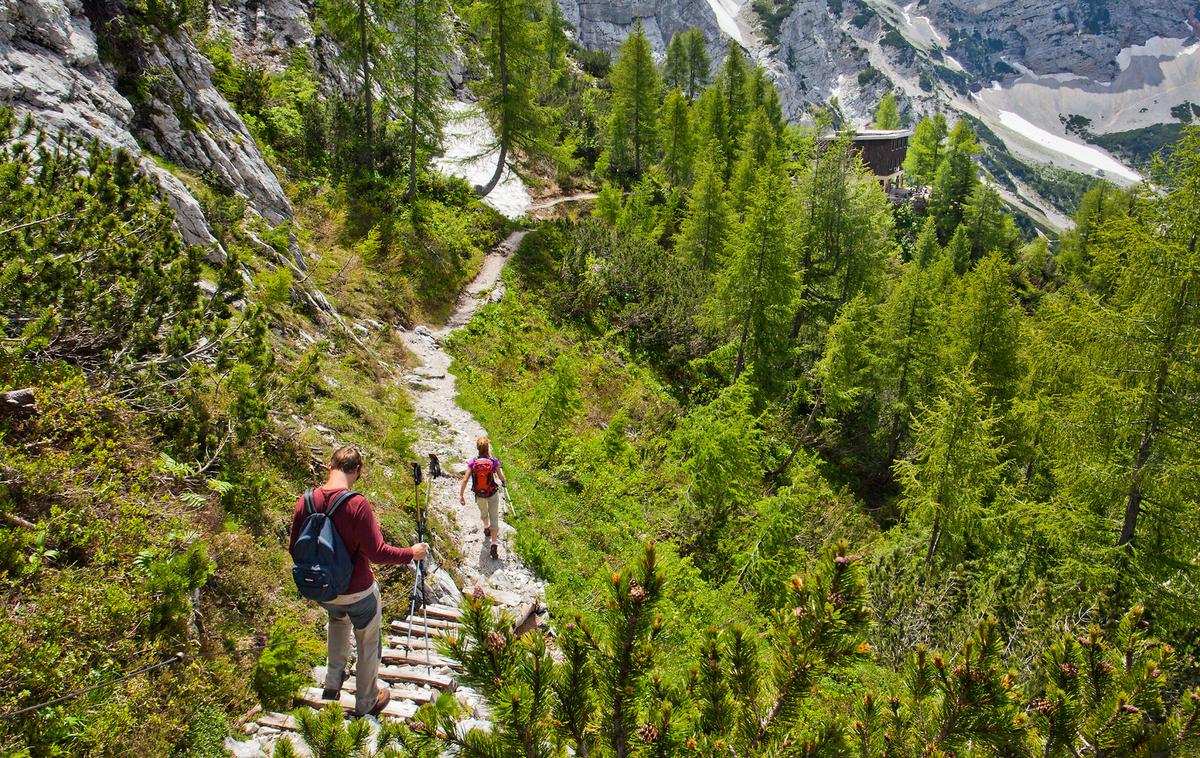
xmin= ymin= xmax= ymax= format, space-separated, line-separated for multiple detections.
xmin=1116 ymin=36 xmax=1200 ymax=72
xmin=705 ymin=0 xmax=752 ymax=49
xmin=434 ymin=100 xmax=531 ymax=219
xmin=996 ymin=110 xmax=1141 ymax=183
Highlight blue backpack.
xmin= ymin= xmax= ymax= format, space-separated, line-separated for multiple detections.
xmin=292 ymin=489 xmax=356 ymax=602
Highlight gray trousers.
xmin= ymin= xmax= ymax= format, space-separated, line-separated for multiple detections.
xmin=319 ymin=581 xmax=382 ymax=716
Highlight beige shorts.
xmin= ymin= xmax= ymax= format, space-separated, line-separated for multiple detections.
xmin=476 ymin=492 xmax=500 ymax=533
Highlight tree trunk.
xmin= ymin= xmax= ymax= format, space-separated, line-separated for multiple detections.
xmin=404 ymin=5 xmax=420 ymax=203
xmin=477 ymin=4 xmax=508 ymax=198
xmin=924 ymin=518 xmax=942 ymax=568
xmin=359 ymin=0 xmax=374 ymax=177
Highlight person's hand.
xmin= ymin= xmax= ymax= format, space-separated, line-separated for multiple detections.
xmin=459 ymin=493 xmax=466 ymax=505
xmin=411 ymin=542 xmax=429 ymax=561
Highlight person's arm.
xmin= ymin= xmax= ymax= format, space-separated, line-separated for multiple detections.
xmin=287 ymin=499 xmax=305 ymax=557
xmin=354 ymin=498 xmax=418 ymax=564
xmin=459 ymin=465 xmax=471 ymax=504
xmin=496 ymin=460 xmax=507 ymax=487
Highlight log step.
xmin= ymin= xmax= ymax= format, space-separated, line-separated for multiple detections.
xmin=424 ymin=603 xmax=464 ymax=622
xmin=377 ymin=664 xmax=455 ymax=690
xmin=391 ymin=619 xmax=447 ymax=638
xmin=297 ymin=687 xmax=418 ymax=719
xmin=400 ymin=614 xmax=460 ymax=631
xmin=382 ymin=644 xmax=462 ymax=670
xmin=312 ymin=668 xmax=437 ymax=704
xmin=385 ymin=632 xmax=440 ymax=651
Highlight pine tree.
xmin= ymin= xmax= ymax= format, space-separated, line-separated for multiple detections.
xmin=929 ymin=120 xmax=980 ymax=241
xmin=472 ymin=0 xmax=552 ymax=196
xmin=911 ymin=215 xmax=941 ymax=267
xmin=895 ymin=364 xmax=1006 ymax=568
xmin=708 ymin=153 xmax=798 ymax=382
xmin=659 ymin=87 xmax=693 ymax=184
xmin=608 ymin=20 xmax=661 ymax=177
xmin=684 ymin=27 xmax=711 ymax=99
xmin=873 ymin=92 xmax=901 ymax=129
xmin=394 ymin=0 xmax=450 ymax=201
xmin=746 ymin=66 xmax=783 ymax=132
xmin=664 ymin=30 xmax=688 ymax=91
xmin=902 ymin=112 xmax=947 ymax=186
xmin=676 ymin=156 xmax=730 ymax=273
xmin=544 ymin=0 xmax=568 ymax=74
xmin=727 ymin=108 xmax=778 ymax=211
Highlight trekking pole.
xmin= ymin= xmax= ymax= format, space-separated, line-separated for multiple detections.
xmin=404 ymin=462 xmax=425 ymax=657
xmin=502 ymin=481 xmax=519 ymax=518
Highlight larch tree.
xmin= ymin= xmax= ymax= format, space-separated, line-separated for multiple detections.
xmin=607 ymin=20 xmax=661 ymax=177
xmin=472 ymin=0 xmax=552 ymax=197
xmin=394 ymin=0 xmax=450 ymax=202
xmin=902 ymin=112 xmax=947 ymax=186
xmin=676 ymin=155 xmax=730 ymax=273
xmin=896 ymin=364 xmax=1006 ymax=568
xmin=873 ymin=258 xmax=947 ymax=468
xmin=321 ymin=0 xmax=396 ymax=177
xmin=693 ymin=87 xmax=729 ymax=176
xmin=665 ymin=30 xmax=688 ymax=91
xmin=960 ymin=182 xmax=1018 ymax=263
xmin=708 ymin=153 xmax=798 ymax=383
xmin=929 ymin=119 xmax=981 ymax=241
xmin=1050 ymin=127 xmax=1200 ymax=580
xmin=717 ymin=44 xmax=750 ymax=168
xmin=659 ymin=87 xmax=694 ymax=184
xmin=945 ymin=251 xmax=1022 ymax=408
xmin=874 ymin=92 xmax=901 ymax=129
xmin=685 ymin=26 xmax=711 ymax=99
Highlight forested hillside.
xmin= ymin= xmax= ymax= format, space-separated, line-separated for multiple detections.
xmin=1 ymin=0 xmax=1199 ymax=755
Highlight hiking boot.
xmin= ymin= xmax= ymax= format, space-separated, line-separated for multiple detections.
xmin=322 ymin=669 xmax=347 ymax=700
xmin=490 ymin=543 xmax=499 ymax=560
xmin=362 ymin=687 xmax=391 ymax=717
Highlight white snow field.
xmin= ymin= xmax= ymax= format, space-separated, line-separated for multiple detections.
xmin=705 ymin=0 xmax=755 ymax=49
xmin=996 ymin=110 xmax=1142 ymax=183
xmin=434 ymin=100 xmax=532 ymax=219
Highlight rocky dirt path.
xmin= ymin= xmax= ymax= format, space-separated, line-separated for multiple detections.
xmin=402 ymin=229 xmax=545 ymax=607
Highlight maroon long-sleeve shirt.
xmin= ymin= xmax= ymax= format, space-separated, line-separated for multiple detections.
xmin=289 ymin=487 xmax=414 ymax=595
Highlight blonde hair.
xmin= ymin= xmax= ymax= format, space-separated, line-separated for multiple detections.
xmin=476 ymin=436 xmax=491 ymax=457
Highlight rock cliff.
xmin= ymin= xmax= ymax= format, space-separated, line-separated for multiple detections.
xmin=0 ymin=0 xmax=298 ymax=260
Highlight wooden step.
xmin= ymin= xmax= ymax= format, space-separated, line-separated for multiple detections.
xmin=424 ymin=603 xmax=463 ymax=622
xmin=312 ymin=669 xmax=437 ymax=705
xmin=391 ymin=619 xmax=448 ymax=638
xmin=297 ymin=687 xmax=418 ymax=719
xmin=382 ymin=645 xmax=462 ymax=670
xmin=400 ymin=613 xmax=460 ymax=631
xmin=385 ymin=632 xmax=441 ymax=651
xmin=377 ymin=664 xmax=455 ymax=690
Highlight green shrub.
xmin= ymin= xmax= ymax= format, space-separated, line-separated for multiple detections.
xmin=253 ymin=619 xmax=314 ymax=710
xmin=255 ymin=266 xmax=295 ymax=310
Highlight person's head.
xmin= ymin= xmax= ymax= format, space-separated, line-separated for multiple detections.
xmin=329 ymin=446 xmax=363 ymax=485
xmin=476 ymin=436 xmax=490 ymax=458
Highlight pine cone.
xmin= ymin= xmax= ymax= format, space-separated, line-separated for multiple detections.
xmin=827 ymin=591 xmax=846 ymax=609
xmin=410 ymin=720 xmax=427 ymax=733
xmin=1121 ymin=704 xmax=1140 ymax=714
xmin=486 ymin=631 xmax=506 ymax=653
xmin=1059 ymin=662 xmax=1079 ymax=679
xmin=473 ymin=585 xmax=485 ymax=599
xmin=637 ymin=722 xmax=659 ymax=743
xmin=1032 ymin=698 xmax=1054 ymax=715
xmin=629 ymin=580 xmax=649 ymax=603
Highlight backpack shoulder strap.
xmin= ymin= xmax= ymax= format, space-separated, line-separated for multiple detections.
xmin=326 ymin=490 xmax=358 ymax=518
xmin=303 ymin=488 xmax=316 ymax=516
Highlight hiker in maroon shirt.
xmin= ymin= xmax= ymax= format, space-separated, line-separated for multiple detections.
xmin=289 ymin=446 xmax=428 ymax=717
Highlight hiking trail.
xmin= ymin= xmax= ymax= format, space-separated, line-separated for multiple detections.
xmin=232 ymin=196 xmax=594 ymax=755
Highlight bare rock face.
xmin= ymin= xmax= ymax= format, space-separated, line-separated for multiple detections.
xmin=927 ymin=0 xmax=1199 ymax=81
xmin=558 ymin=0 xmax=729 ymax=54
xmin=773 ymin=0 xmax=874 ymax=122
xmin=208 ymin=0 xmax=316 ymax=72
xmin=0 ymin=0 xmax=296 ymax=259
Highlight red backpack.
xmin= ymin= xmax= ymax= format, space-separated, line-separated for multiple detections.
xmin=470 ymin=457 xmax=500 ymax=497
